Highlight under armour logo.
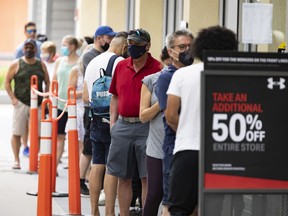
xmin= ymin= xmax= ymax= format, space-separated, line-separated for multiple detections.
xmin=267 ymin=77 xmax=286 ymax=90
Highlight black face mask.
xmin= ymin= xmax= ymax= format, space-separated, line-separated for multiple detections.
xmin=178 ymin=50 xmax=194 ymax=66
xmin=128 ymin=44 xmax=146 ymax=59
xmin=24 ymin=50 xmax=35 ymax=59
xmin=101 ymin=42 xmax=110 ymax=51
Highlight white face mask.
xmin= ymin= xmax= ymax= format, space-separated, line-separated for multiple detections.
xmin=40 ymin=53 xmax=51 ymax=61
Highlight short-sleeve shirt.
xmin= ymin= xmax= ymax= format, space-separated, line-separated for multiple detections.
xmin=167 ymin=63 xmax=203 ymax=153
xmin=155 ymin=64 xmax=177 ymax=155
xmin=83 ymin=48 xmax=102 ymax=74
xmin=142 ymin=72 xmax=164 ymax=159
xmin=109 ymin=53 xmax=162 ymax=117
xmin=85 ymin=52 xmax=123 ymax=101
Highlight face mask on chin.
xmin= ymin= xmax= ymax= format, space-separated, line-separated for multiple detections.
xmin=178 ymin=50 xmax=194 ymax=66
xmin=101 ymin=42 xmax=110 ymax=51
xmin=128 ymin=44 xmax=147 ymax=59
xmin=24 ymin=50 xmax=35 ymax=59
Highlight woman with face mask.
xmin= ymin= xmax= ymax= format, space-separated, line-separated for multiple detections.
xmin=52 ymin=35 xmax=79 ymax=173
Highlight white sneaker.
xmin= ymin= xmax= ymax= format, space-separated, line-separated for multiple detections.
xmin=98 ymin=190 xmax=105 ymax=206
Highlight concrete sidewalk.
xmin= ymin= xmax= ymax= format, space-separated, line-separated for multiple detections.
xmin=0 ymin=104 xmax=120 ymax=216
xmin=0 ymin=91 xmax=10 ymax=104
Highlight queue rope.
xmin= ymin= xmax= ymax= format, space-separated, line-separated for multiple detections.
xmin=31 ymin=86 xmax=68 ymax=121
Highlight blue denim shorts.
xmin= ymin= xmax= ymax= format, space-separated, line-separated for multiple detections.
xmin=90 ymin=118 xmax=111 ymax=164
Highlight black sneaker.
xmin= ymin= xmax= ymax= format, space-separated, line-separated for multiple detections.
xmin=129 ymin=209 xmax=137 ymax=216
xmin=135 ymin=208 xmax=142 ymax=216
xmin=129 ymin=208 xmax=142 ymax=216
xmin=80 ymin=183 xmax=89 ymax=196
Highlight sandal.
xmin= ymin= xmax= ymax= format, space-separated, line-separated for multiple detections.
xmin=12 ymin=162 xmax=21 ymax=170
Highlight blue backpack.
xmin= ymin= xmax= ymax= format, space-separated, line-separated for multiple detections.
xmin=90 ymin=55 xmax=119 ymax=120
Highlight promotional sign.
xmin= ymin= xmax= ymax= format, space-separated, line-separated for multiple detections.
xmin=203 ymin=71 xmax=288 ymax=190
xmin=202 ymin=51 xmax=288 ymax=191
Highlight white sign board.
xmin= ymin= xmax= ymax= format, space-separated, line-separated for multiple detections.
xmin=242 ymin=3 xmax=273 ymax=44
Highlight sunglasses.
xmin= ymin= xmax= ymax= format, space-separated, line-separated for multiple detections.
xmin=26 ymin=29 xmax=37 ymax=34
xmin=128 ymin=30 xmax=143 ymax=36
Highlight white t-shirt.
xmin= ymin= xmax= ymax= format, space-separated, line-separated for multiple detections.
xmin=167 ymin=62 xmax=204 ymax=154
xmin=84 ymin=51 xmax=123 ymax=101
xmin=43 ymin=61 xmax=56 ymax=81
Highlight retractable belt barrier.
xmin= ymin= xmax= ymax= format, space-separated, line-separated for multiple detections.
xmin=37 ymin=98 xmax=52 ymax=216
xmin=29 ymin=75 xmax=39 ymax=173
xmin=29 ymin=75 xmax=81 ymax=215
xmin=67 ymin=86 xmax=81 ymax=215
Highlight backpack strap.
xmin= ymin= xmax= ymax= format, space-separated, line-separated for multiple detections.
xmin=105 ymin=55 xmax=119 ymax=77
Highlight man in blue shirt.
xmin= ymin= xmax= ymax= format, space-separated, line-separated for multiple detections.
xmin=15 ymin=22 xmax=42 ymax=59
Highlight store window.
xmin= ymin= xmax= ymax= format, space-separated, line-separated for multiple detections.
xmin=221 ymin=0 xmax=286 ymax=52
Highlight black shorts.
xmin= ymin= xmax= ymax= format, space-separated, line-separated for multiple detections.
xmin=168 ymin=150 xmax=199 ymax=215
xmin=82 ymin=107 xmax=92 ymax=156
xmin=57 ymin=109 xmax=68 ymax=134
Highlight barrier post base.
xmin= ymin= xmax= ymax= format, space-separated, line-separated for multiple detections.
xmin=52 ymin=191 xmax=69 ymax=197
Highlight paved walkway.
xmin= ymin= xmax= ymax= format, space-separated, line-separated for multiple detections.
xmin=0 ymin=104 xmax=120 ymax=216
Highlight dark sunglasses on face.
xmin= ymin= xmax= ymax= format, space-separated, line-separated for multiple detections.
xmin=26 ymin=29 xmax=37 ymax=34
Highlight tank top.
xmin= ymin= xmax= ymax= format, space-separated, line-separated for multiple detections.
xmin=14 ymin=58 xmax=45 ymax=106
xmin=57 ymin=57 xmax=77 ymax=111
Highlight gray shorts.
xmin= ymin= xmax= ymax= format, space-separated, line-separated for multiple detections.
xmin=106 ymin=119 xmax=149 ymax=179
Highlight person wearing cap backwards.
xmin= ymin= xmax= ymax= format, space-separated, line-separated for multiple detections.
xmin=5 ymin=38 xmax=50 ymax=169
xmin=79 ymin=25 xmax=117 ymax=197
xmin=107 ymin=28 xmax=162 ymax=216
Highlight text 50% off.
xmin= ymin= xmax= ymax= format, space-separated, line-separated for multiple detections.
xmin=212 ymin=114 xmax=265 ymax=142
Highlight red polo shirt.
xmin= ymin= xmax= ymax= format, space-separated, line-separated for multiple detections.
xmin=109 ymin=53 xmax=162 ymax=117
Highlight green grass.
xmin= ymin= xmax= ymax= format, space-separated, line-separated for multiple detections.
xmin=0 ymin=65 xmax=8 ymax=90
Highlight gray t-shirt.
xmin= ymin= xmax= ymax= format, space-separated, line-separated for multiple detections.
xmin=83 ymin=48 xmax=102 ymax=74
xmin=142 ymin=72 xmax=164 ymax=159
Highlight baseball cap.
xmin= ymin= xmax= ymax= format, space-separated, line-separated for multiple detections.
xmin=94 ymin=26 xmax=117 ymax=37
xmin=128 ymin=29 xmax=151 ymax=43
xmin=24 ymin=38 xmax=37 ymax=48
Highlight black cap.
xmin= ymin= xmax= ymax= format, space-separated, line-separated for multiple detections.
xmin=128 ymin=28 xmax=150 ymax=43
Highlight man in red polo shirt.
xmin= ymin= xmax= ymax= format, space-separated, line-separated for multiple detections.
xmin=107 ymin=28 xmax=162 ymax=216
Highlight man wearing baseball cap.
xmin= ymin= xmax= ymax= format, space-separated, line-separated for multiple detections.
xmin=82 ymin=25 xmax=117 ymax=72
xmin=106 ymin=28 xmax=162 ymax=216
xmin=5 ymin=38 xmax=50 ymax=169
xmin=79 ymin=25 xmax=117 ymax=197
